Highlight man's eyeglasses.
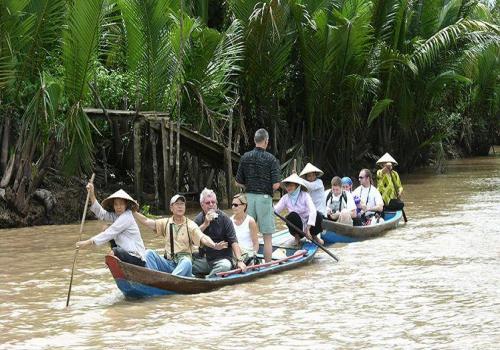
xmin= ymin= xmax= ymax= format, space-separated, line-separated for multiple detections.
xmin=204 ymin=200 xmax=216 ymax=205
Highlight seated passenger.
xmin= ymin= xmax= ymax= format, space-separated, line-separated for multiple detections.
xmin=376 ymin=153 xmax=404 ymax=211
xmin=76 ymin=184 xmax=146 ymax=267
xmin=300 ymin=163 xmax=326 ymax=216
xmin=274 ymin=173 xmax=324 ymax=247
xmin=352 ymin=169 xmax=384 ymax=225
xmin=341 ymin=176 xmax=353 ymax=192
xmin=325 ymin=176 xmax=356 ymax=225
xmin=133 ymin=194 xmax=227 ymax=276
xmin=193 ymin=189 xmax=247 ymax=278
xmin=230 ymin=193 xmax=259 ymax=265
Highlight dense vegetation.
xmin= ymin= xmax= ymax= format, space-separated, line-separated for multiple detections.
xmin=0 ymin=0 xmax=498 ymax=220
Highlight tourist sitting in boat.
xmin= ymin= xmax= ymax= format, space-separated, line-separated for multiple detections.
xmin=193 ymin=188 xmax=247 ymax=278
xmin=300 ymin=163 xmax=326 ymax=216
xmin=76 ymin=184 xmax=146 ymax=267
xmin=274 ymin=173 xmax=324 ymax=246
xmin=376 ymin=153 xmax=404 ymax=211
xmin=230 ymin=193 xmax=259 ymax=265
xmin=352 ymin=169 xmax=384 ymax=225
xmin=325 ymin=176 xmax=356 ymax=225
xmin=341 ymin=176 xmax=353 ymax=192
xmin=133 ymin=194 xmax=227 ymax=277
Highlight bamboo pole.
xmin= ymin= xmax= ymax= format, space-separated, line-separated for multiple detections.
xmin=66 ymin=173 xmax=95 ymax=307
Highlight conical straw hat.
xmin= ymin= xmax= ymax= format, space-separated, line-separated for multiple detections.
xmin=282 ymin=173 xmax=308 ymax=191
xmin=376 ymin=153 xmax=398 ymax=166
xmin=299 ymin=163 xmax=324 ymax=178
xmin=101 ymin=189 xmax=139 ymax=211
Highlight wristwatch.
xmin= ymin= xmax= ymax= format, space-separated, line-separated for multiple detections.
xmin=237 ymin=256 xmax=244 ymax=263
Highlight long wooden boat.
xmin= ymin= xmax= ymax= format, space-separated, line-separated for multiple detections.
xmin=321 ymin=210 xmax=403 ymax=244
xmin=105 ymin=241 xmax=318 ymax=298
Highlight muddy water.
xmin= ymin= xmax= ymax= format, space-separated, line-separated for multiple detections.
xmin=1 ymin=157 xmax=499 ymax=349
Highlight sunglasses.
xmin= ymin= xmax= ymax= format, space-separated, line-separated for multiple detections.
xmin=358 ymin=176 xmax=367 ymax=179
xmin=231 ymin=202 xmax=243 ymax=207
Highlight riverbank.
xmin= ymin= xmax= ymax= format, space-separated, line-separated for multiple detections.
xmin=1 ymin=148 xmax=499 ymax=229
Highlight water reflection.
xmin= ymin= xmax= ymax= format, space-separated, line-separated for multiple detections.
xmin=1 ymin=157 xmax=499 ymax=349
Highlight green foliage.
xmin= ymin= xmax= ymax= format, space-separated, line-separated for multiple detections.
xmin=1 ymin=0 xmax=499 ymax=186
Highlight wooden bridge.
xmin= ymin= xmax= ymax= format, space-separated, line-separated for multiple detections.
xmin=84 ymin=108 xmax=241 ymax=210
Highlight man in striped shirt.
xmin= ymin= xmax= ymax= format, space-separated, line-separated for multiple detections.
xmin=236 ymin=128 xmax=281 ymax=262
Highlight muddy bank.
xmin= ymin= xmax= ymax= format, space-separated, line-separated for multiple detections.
xmin=0 ymin=173 xmax=132 ymax=228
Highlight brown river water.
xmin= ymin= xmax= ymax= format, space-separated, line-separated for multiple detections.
xmin=1 ymin=156 xmax=499 ymax=349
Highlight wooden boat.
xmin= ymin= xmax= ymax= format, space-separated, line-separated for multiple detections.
xmin=105 ymin=241 xmax=318 ymax=298
xmin=321 ymin=210 xmax=403 ymax=244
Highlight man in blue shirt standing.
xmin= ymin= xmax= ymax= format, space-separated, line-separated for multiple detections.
xmin=236 ymin=129 xmax=281 ymax=262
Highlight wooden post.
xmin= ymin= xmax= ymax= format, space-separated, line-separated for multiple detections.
xmin=133 ymin=119 xmax=143 ymax=202
xmin=161 ymin=118 xmax=171 ymax=209
xmin=150 ymin=122 xmax=160 ymax=210
xmin=225 ymin=108 xmax=234 ymax=208
xmin=176 ymin=120 xmax=181 ymax=192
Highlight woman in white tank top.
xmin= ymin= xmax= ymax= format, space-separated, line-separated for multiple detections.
xmin=231 ymin=193 xmax=259 ymax=262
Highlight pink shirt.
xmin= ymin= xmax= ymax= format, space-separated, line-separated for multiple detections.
xmin=274 ymin=191 xmax=317 ymax=230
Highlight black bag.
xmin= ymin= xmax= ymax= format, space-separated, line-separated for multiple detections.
xmin=385 ymin=198 xmax=404 ymax=211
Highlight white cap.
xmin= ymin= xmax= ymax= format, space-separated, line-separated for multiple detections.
xmin=170 ymin=194 xmax=186 ymax=205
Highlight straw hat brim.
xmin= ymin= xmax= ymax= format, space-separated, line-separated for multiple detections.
xmin=299 ymin=163 xmax=324 ymax=177
xmin=282 ymin=174 xmax=308 ymax=191
xmin=101 ymin=189 xmax=139 ymax=211
xmin=376 ymin=153 xmax=398 ymax=166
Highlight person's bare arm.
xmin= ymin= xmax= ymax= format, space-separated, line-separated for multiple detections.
xmin=249 ymin=218 xmax=259 ymax=252
xmin=133 ymin=211 xmax=156 ymax=230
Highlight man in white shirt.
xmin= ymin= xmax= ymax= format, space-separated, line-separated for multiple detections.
xmin=325 ymin=176 xmax=356 ymax=225
xmin=352 ymin=169 xmax=384 ymax=219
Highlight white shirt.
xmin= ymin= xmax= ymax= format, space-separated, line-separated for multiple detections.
xmin=231 ymin=214 xmax=255 ymax=252
xmin=304 ymin=179 xmax=326 ymax=215
xmin=325 ymin=190 xmax=356 ymax=213
xmin=352 ymin=185 xmax=384 ymax=215
xmin=90 ymin=201 xmax=146 ymax=260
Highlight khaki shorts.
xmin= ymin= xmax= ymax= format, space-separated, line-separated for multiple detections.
xmin=247 ymin=193 xmax=275 ymax=235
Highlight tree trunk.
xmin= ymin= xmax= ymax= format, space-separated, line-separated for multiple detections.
xmin=161 ymin=118 xmax=172 ymax=209
xmin=1 ymin=114 xmax=11 ymax=173
xmin=133 ymin=119 xmax=143 ymax=202
xmin=150 ymin=123 xmax=159 ymax=210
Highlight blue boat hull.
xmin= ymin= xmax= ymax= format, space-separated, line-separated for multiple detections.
xmin=106 ymin=241 xmax=318 ymax=299
xmin=322 ymin=211 xmax=403 ymax=244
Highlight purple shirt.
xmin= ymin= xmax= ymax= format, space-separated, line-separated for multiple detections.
xmin=274 ymin=191 xmax=317 ymax=230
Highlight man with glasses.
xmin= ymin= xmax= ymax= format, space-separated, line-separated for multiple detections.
xmin=133 ymin=194 xmax=227 ymax=276
xmin=193 ymin=188 xmax=247 ymax=277
xmin=352 ymin=169 xmax=384 ymax=225
xmin=236 ymin=128 xmax=281 ymax=263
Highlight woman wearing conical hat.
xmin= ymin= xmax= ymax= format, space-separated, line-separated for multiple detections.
xmin=274 ymin=173 xmax=324 ymax=247
xmin=376 ymin=153 xmax=404 ymax=209
xmin=299 ymin=163 xmax=326 ymax=216
xmin=76 ymin=183 xmax=146 ymax=267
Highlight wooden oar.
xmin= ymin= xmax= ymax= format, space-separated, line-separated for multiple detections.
xmin=402 ymin=208 xmax=408 ymax=223
xmin=274 ymin=211 xmax=339 ymax=262
xmin=66 ymin=173 xmax=95 ymax=307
